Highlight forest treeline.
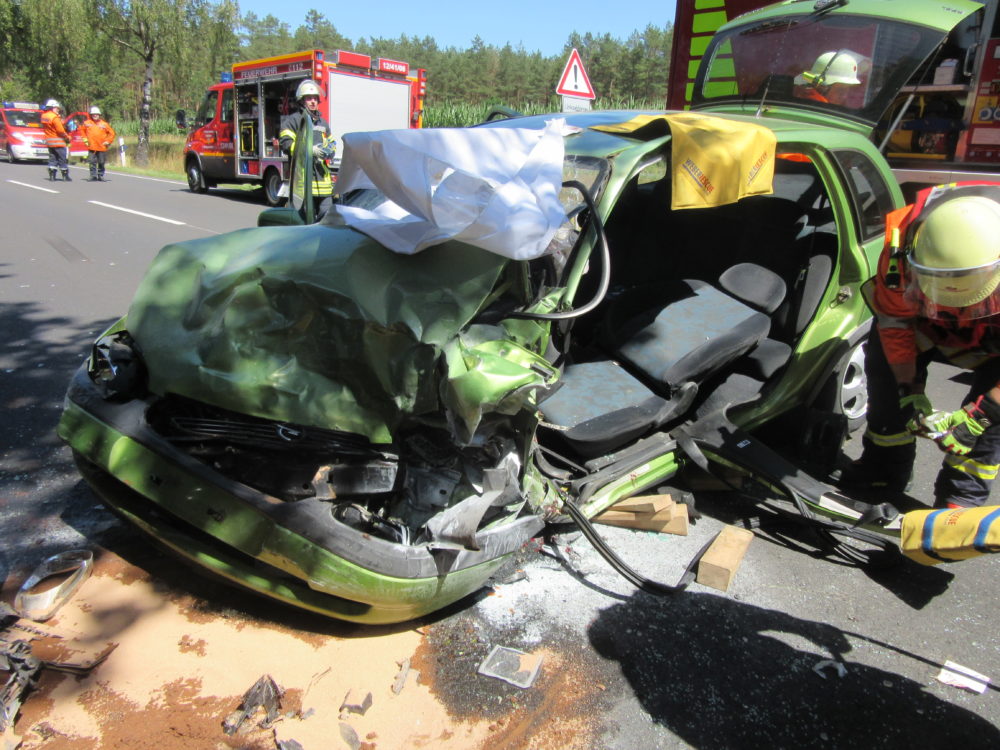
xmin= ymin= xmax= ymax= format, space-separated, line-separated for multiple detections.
xmin=0 ymin=1 xmax=672 ymax=163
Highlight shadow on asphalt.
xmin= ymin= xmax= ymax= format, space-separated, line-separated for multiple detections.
xmin=589 ymin=590 xmax=1000 ymax=748
xmin=168 ymin=184 xmax=271 ymax=208
xmin=683 ymin=490 xmax=955 ymax=610
xmin=0 ymin=300 xmax=120 ymax=572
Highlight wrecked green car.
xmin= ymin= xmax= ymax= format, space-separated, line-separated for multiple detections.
xmin=59 ymin=0 xmax=980 ymax=623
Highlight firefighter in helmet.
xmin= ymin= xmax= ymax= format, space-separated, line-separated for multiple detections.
xmin=838 ymin=184 xmax=1000 ymax=510
xmin=41 ymin=99 xmax=71 ymax=181
xmin=794 ymin=49 xmax=862 ymax=105
xmin=81 ymin=106 xmax=116 ymax=182
xmin=279 ymin=79 xmax=336 ymax=219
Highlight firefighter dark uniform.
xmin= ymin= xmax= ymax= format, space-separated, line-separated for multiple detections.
xmin=278 ymin=90 xmax=335 ymax=220
xmin=844 ymin=183 xmax=1000 ymax=509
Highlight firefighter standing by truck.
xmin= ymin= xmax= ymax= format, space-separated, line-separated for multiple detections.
xmin=838 ymin=183 xmax=1000 ymax=510
xmin=41 ymin=99 xmax=71 ymax=181
xmin=81 ymin=106 xmax=115 ymax=182
xmin=279 ymin=79 xmax=336 ymax=219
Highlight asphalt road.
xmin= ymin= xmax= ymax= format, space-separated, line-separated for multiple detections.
xmin=1 ymin=158 xmax=998 ymax=748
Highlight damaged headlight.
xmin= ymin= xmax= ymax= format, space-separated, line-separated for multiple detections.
xmin=89 ymin=330 xmax=146 ymax=400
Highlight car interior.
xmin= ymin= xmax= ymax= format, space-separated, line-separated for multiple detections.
xmin=536 ymin=152 xmax=840 ymax=461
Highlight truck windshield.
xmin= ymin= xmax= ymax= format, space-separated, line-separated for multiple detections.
xmin=6 ymin=110 xmax=41 ymax=127
xmin=694 ymin=12 xmax=946 ymax=125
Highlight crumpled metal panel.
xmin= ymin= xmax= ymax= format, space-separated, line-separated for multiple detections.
xmin=128 ymin=224 xmax=509 ymax=443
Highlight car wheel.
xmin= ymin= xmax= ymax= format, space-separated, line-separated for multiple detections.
xmin=263 ymin=167 xmax=285 ymax=207
xmin=838 ymin=341 xmax=868 ymax=431
xmin=186 ymin=159 xmax=208 ymax=194
xmin=817 ymin=339 xmax=868 ymax=434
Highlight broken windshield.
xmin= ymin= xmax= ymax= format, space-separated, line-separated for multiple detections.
xmin=693 ymin=12 xmax=948 ymax=126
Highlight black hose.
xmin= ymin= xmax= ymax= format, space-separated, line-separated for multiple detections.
xmin=561 ymin=500 xmax=707 ymax=596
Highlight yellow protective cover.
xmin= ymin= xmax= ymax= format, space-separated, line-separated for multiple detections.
xmin=591 ymin=113 xmax=775 ymax=210
xmin=900 ymin=505 xmax=1000 ymax=565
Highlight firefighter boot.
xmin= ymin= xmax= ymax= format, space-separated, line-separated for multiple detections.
xmin=62 ymin=169 xmax=72 ymax=182
xmin=48 ymin=168 xmax=57 ymax=181
xmin=832 ymin=441 xmax=915 ymax=494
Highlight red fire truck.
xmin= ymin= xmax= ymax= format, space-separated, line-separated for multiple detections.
xmin=183 ymin=49 xmax=427 ymax=205
xmin=669 ymin=0 xmax=1000 ymax=197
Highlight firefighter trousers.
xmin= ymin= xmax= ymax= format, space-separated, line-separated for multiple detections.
xmin=47 ymin=146 xmax=68 ymax=172
xmin=88 ymin=150 xmax=107 ymax=178
xmin=862 ymin=327 xmax=1000 ymax=508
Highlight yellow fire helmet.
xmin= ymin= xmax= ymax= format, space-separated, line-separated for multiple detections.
xmin=799 ymin=50 xmax=862 ymax=87
xmin=908 ymin=195 xmax=1000 ymax=317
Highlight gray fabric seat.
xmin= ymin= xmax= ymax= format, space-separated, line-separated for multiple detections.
xmin=539 ymin=263 xmax=787 ymax=457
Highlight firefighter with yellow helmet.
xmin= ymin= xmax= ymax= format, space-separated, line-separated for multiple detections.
xmin=278 ymin=79 xmax=336 ymax=218
xmin=794 ymin=49 xmax=862 ymax=105
xmin=838 ymin=183 xmax=1000 ymax=510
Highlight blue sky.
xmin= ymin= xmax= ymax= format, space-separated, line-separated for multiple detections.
xmin=238 ymin=0 xmax=678 ymax=58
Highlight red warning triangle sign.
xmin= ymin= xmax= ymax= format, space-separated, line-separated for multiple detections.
xmin=556 ymin=48 xmax=595 ymax=99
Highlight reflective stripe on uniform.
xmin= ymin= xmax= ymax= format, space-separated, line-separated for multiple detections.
xmin=944 ymin=453 xmax=1000 ymax=480
xmin=863 ymin=428 xmax=915 ymax=448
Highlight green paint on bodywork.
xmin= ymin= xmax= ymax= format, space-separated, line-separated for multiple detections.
xmin=58 ymin=401 xmax=511 ymax=624
xmin=128 ymin=225 xmax=508 ymax=443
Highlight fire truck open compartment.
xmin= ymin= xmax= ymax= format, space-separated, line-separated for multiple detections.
xmin=235 ymin=77 xmax=300 ymax=174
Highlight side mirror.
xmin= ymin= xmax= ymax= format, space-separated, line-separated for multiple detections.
xmin=257 ymin=207 xmax=304 ymax=227
xmin=175 ymin=109 xmax=188 ymax=131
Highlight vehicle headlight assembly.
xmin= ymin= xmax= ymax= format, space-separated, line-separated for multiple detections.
xmin=89 ymin=331 xmax=147 ymax=400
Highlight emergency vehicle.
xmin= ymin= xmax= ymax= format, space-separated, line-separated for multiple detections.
xmin=183 ymin=48 xmax=427 ymax=205
xmin=669 ymin=0 xmax=1000 ymax=197
xmin=63 ymin=111 xmax=94 ymax=162
xmin=0 ymin=102 xmax=47 ymax=163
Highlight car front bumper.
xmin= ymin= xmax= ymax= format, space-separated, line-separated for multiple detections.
xmin=59 ymin=364 xmax=541 ymax=624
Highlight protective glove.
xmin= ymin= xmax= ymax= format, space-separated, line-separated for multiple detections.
xmin=313 ymin=141 xmax=336 ymax=160
xmin=925 ymin=394 xmax=1000 ymax=455
xmin=900 ymin=392 xmax=933 ymax=433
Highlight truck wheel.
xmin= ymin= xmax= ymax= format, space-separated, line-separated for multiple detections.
xmin=263 ymin=167 xmax=285 ymax=207
xmin=186 ymin=160 xmax=208 ymax=194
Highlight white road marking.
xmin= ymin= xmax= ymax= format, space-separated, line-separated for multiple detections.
xmin=7 ymin=180 xmax=59 ymax=194
xmin=88 ymin=200 xmax=186 ymax=225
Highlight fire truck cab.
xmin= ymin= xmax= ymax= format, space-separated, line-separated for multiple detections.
xmin=0 ymin=102 xmax=46 ymax=163
xmin=183 ymin=49 xmax=427 ymax=206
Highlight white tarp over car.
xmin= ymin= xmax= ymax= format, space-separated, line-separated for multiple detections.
xmin=335 ymin=118 xmax=569 ymax=259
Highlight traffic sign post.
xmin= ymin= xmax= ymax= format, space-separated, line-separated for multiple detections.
xmin=556 ymin=48 xmax=595 ymax=113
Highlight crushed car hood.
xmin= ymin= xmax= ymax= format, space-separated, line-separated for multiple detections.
xmin=127 ymin=224 xmax=511 ymax=443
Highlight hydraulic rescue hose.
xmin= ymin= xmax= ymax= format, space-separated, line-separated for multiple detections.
xmin=560 ymin=500 xmax=715 ymax=596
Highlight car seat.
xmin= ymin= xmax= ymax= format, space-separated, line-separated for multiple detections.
xmin=539 ymin=262 xmax=787 ymax=457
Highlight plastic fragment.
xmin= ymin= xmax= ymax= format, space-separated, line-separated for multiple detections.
xmin=222 ymin=674 xmax=283 ymax=735
xmin=14 ymin=550 xmax=93 ymax=622
xmin=339 ymin=722 xmax=361 ymax=750
xmin=477 ymin=645 xmax=543 ymax=689
xmin=0 ymin=641 xmax=42 ymax=734
xmin=392 ymin=658 xmax=411 ymax=695
xmin=936 ymin=660 xmax=990 ymax=694
xmin=812 ymin=659 xmax=847 ymax=679
xmin=339 ymin=689 xmax=372 ymax=716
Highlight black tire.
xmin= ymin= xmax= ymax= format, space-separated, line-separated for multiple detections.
xmin=186 ymin=159 xmax=208 ymax=194
xmin=263 ymin=167 xmax=285 ymax=207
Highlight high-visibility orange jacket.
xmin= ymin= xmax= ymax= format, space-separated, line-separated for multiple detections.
xmin=866 ymin=182 xmax=1000 ymax=368
xmin=41 ymin=110 xmax=69 ymax=148
xmin=81 ymin=117 xmax=116 ymax=152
